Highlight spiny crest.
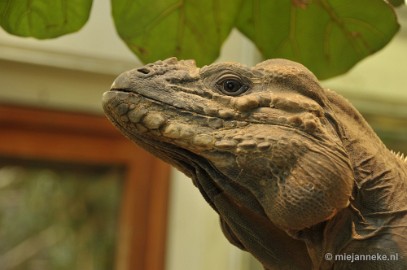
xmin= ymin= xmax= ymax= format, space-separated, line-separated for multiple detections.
xmin=390 ymin=150 xmax=407 ymax=163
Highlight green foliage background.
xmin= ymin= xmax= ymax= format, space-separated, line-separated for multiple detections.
xmin=0 ymin=164 xmax=122 ymax=270
xmin=0 ymin=0 xmax=402 ymax=79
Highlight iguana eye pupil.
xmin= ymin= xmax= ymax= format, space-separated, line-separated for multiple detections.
xmin=219 ymin=79 xmax=248 ymax=96
xmin=225 ymin=80 xmax=240 ymax=91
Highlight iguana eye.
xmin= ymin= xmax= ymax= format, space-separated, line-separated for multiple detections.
xmin=217 ymin=78 xmax=249 ymax=96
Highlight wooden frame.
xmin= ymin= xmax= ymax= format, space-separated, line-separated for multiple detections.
xmin=0 ymin=104 xmax=171 ymax=270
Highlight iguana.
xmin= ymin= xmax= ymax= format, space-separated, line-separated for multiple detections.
xmin=102 ymin=57 xmax=407 ymax=270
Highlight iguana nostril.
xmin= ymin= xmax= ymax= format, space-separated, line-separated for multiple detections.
xmin=137 ymin=67 xmax=151 ymax=74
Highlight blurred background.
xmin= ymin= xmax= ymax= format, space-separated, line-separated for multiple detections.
xmin=0 ymin=1 xmax=406 ymax=269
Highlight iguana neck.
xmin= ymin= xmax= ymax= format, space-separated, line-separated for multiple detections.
xmin=326 ymin=90 xmax=407 ymax=215
xmin=301 ymin=90 xmax=407 ymax=268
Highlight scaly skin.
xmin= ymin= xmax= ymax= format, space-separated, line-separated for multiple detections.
xmin=102 ymin=57 xmax=407 ymax=270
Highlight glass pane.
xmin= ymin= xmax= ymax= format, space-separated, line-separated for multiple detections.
xmin=0 ymin=160 xmax=124 ymax=270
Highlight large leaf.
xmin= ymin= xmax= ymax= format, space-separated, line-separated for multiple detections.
xmin=111 ymin=0 xmax=243 ymax=66
xmin=0 ymin=0 xmax=401 ymax=79
xmin=236 ymin=0 xmax=400 ymax=79
xmin=0 ymin=0 xmax=93 ymax=39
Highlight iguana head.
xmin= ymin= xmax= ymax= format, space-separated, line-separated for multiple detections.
xmin=103 ymin=57 xmax=353 ymax=232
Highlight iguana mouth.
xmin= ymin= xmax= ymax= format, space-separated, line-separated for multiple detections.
xmin=103 ymin=89 xmax=218 ymax=167
xmin=108 ymin=88 xmax=237 ymax=123
xmin=103 ymin=92 xmax=203 ymax=171
xmin=102 ymin=89 xmax=257 ymax=153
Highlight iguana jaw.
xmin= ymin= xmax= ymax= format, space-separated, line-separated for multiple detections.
xmin=102 ymin=89 xmax=251 ymax=213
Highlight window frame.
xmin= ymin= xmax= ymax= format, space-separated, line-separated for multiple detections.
xmin=0 ymin=104 xmax=171 ymax=270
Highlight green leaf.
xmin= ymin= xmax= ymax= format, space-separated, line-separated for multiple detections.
xmin=111 ymin=0 xmax=243 ymax=66
xmin=236 ymin=0 xmax=400 ymax=79
xmin=0 ymin=0 xmax=93 ymax=39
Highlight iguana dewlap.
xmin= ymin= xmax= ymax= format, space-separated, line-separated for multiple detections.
xmin=103 ymin=57 xmax=407 ymax=270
